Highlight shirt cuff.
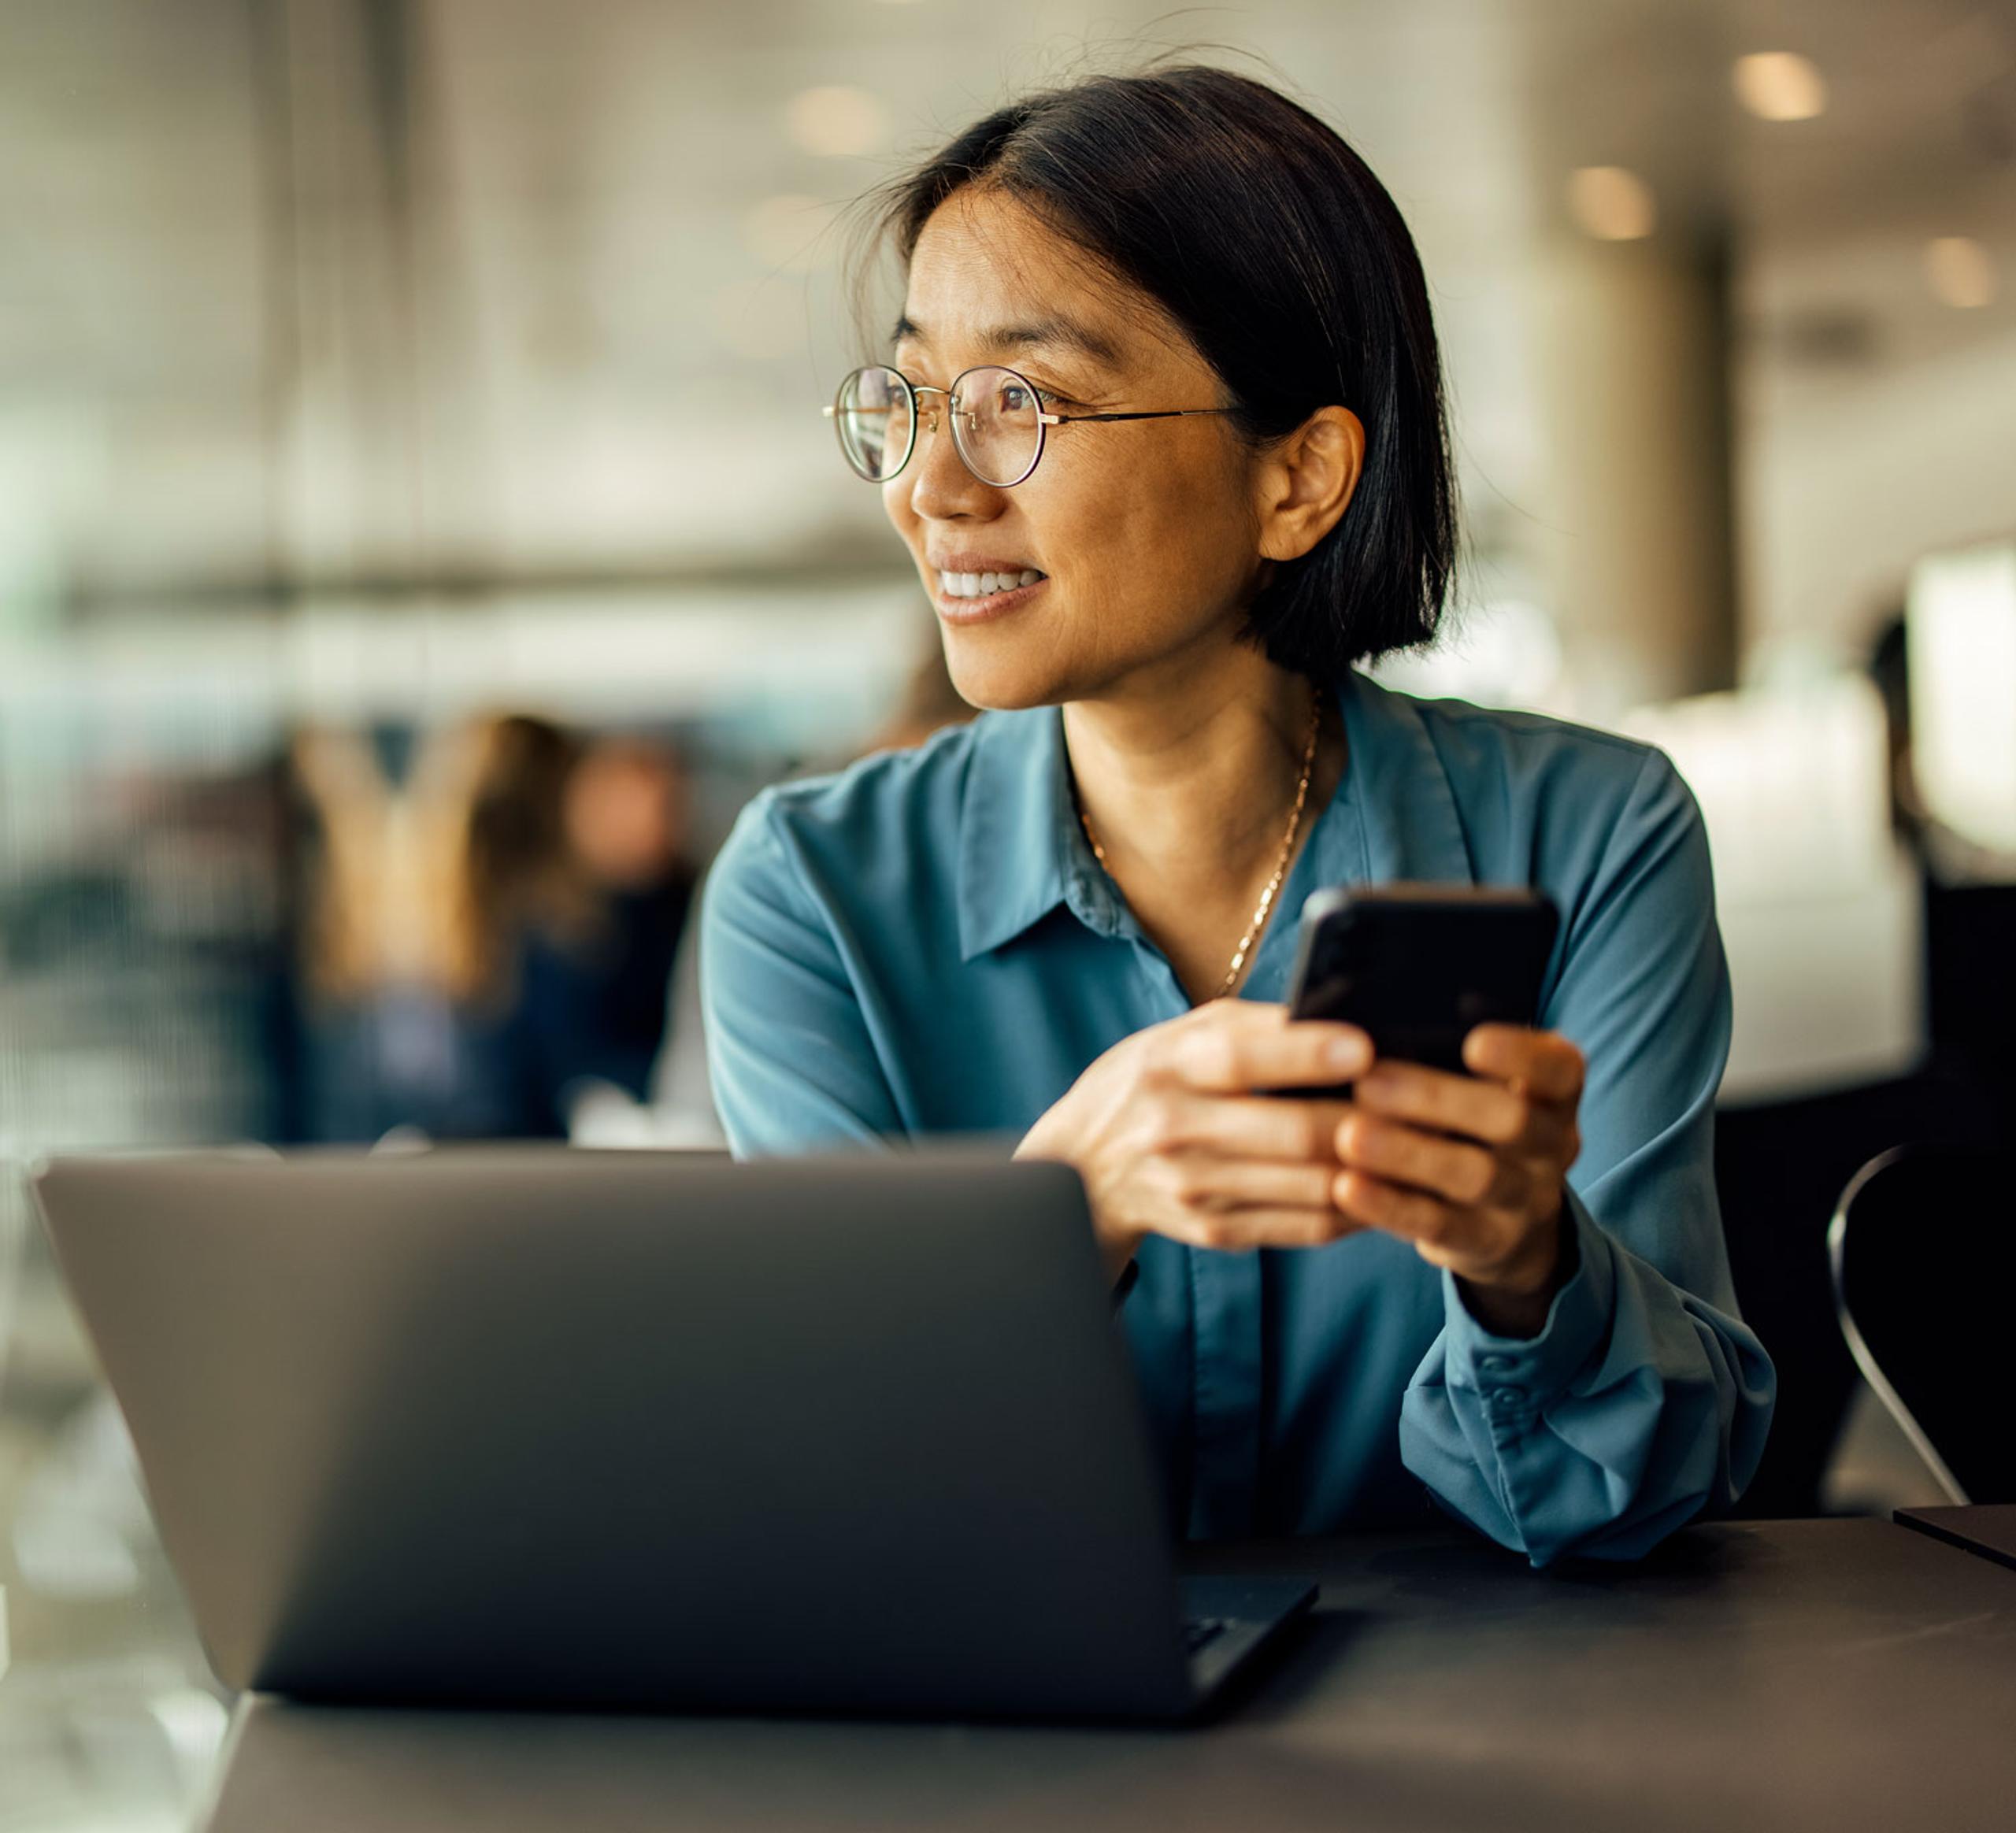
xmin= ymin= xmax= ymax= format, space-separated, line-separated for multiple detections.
xmin=1438 ymin=1188 xmax=1618 ymax=1418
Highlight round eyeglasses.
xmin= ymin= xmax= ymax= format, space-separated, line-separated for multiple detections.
xmin=823 ymin=364 xmax=1236 ymax=489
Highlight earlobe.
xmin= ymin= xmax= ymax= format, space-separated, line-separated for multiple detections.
xmin=1255 ymin=406 xmax=1366 ymax=563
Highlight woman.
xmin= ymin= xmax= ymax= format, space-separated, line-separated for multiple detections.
xmin=701 ymin=66 xmax=1773 ymax=1564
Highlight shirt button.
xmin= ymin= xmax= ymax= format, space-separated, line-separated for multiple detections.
xmin=1479 ymin=1353 xmax=1518 ymax=1375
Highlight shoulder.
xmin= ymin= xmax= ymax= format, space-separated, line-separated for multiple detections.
xmin=1356 ymin=675 xmax=1699 ymax=861
xmin=705 ymin=716 xmax=994 ymax=922
xmin=724 ymin=717 xmax=984 ymax=855
xmin=1343 ymin=676 xmax=1710 ymax=964
xmin=1400 ymin=684 xmax=1677 ymax=813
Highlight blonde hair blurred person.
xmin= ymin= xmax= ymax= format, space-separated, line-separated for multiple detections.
xmin=292 ymin=713 xmax=696 ymax=1141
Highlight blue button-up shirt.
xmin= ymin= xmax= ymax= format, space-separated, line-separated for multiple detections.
xmin=700 ymin=669 xmax=1775 ymax=1564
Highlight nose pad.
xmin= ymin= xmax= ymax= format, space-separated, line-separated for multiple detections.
xmin=913 ymin=405 xmax=960 ymax=482
xmin=914 ymin=402 xmax=979 ymax=451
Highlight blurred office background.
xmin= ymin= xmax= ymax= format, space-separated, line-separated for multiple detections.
xmin=2 ymin=0 xmax=2014 ymax=1823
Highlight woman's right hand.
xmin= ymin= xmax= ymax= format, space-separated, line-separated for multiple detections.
xmin=1013 ymin=1001 xmax=1373 ymax=1280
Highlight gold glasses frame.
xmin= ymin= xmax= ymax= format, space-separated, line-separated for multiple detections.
xmin=823 ymin=363 xmax=1234 ymax=488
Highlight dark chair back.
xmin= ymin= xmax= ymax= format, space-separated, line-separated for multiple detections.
xmin=1830 ymin=1143 xmax=2016 ymax=1505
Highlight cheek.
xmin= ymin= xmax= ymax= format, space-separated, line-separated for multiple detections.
xmin=1073 ymin=446 xmax=1256 ymax=595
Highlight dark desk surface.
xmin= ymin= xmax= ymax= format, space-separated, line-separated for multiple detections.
xmin=198 ymin=1517 xmax=2016 ymax=1833
xmin=1897 ymin=1502 xmax=2016 ymax=1572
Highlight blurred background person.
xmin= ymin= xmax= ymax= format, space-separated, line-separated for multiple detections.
xmin=551 ymin=735 xmax=702 ymax=1105
xmin=292 ymin=712 xmax=699 ymax=1141
xmin=1866 ymin=606 xmax=2016 ymax=1114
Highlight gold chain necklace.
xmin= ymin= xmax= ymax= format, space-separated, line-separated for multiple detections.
xmin=1077 ymin=690 xmax=1325 ymax=1001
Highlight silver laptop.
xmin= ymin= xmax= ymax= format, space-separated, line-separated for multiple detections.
xmin=31 ymin=1147 xmax=1314 ymax=1721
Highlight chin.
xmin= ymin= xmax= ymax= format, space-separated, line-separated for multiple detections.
xmin=937 ymin=628 xmax=1079 ymax=714
xmin=941 ymin=662 xmax=1055 ymax=714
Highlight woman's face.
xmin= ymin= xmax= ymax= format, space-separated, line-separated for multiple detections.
xmin=884 ymin=187 xmax=1269 ymax=710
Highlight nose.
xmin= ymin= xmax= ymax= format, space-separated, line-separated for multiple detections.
xmin=906 ymin=402 xmax=1004 ymax=523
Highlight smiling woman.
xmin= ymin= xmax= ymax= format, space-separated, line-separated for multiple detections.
xmin=701 ymin=65 xmax=1774 ymax=1565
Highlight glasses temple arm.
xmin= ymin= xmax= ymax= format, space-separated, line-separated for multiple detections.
xmin=1040 ymin=408 xmax=1237 ymax=425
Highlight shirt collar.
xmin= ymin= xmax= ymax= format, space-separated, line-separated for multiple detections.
xmin=955 ymin=705 xmax=1078 ymax=961
xmin=1332 ymin=666 xmax=1473 ymax=886
xmin=954 ymin=668 xmax=1474 ymax=964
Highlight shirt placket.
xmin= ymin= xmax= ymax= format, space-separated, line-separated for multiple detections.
xmin=1184 ymin=1246 xmax=1265 ymax=1538
xmin=1053 ymin=734 xmax=1353 ymax=1545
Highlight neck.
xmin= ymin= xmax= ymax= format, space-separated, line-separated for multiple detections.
xmin=1062 ymin=647 xmax=1344 ymax=998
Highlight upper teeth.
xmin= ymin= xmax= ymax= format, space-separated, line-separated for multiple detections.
xmin=939 ymin=568 xmax=1043 ymax=598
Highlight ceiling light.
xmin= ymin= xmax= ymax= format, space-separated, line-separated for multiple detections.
xmin=1925 ymin=237 xmax=1998 ymax=309
xmin=743 ymin=194 xmax=834 ymax=273
xmin=1566 ymin=167 xmax=1656 ymax=242
xmin=1733 ymin=52 xmax=1828 ymax=122
xmin=784 ymin=87 xmax=888 ymax=158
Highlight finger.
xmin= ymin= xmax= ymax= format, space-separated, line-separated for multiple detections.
xmin=1462 ymin=1026 xmax=1585 ymax=1104
xmin=1147 ymin=1091 xmax=1354 ymax=1164
xmin=1332 ymin=1168 xmax=1476 ymax=1253
xmin=1356 ymin=1066 xmax=1577 ymax=1162
xmin=1154 ymin=1152 xmax=1340 ymax=1214
xmin=1335 ymin=1110 xmax=1515 ymax=1209
xmin=1354 ymin=1060 xmax=1530 ymax=1147
xmin=1157 ymin=1203 xmax=1367 ymax=1253
xmin=1331 ymin=1168 xmax=1528 ymax=1274
xmin=1162 ymin=1006 xmax=1371 ymax=1095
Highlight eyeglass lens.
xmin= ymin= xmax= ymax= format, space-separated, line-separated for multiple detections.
xmin=834 ymin=365 xmax=912 ymax=483
xmin=833 ymin=366 xmax=1045 ymax=487
xmin=947 ymin=367 xmax=1043 ymax=487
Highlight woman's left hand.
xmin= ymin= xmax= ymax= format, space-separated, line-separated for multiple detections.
xmin=1331 ymin=1025 xmax=1586 ymax=1339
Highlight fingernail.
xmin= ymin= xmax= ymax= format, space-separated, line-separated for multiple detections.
xmin=1329 ymin=1034 xmax=1369 ymax=1071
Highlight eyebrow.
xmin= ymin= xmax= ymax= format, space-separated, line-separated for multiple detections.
xmin=891 ymin=313 xmax=1124 ymax=370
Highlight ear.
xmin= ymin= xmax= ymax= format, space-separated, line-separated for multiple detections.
xmin=1252 ymin=406 xmax=1365 ymax=563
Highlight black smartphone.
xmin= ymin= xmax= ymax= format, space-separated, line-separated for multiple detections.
xmin=1281 ymin=884 xmax=1561 ymax=1083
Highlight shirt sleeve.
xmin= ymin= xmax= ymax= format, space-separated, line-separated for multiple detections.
xmin=1399 ymin=747 xmax=1777 ymax=1565
xmin=699 ymin=793 xmax=904 ymax=1155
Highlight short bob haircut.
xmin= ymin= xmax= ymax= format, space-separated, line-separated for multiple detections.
xmin=865 ymin=65 xmax=1456 ymax=680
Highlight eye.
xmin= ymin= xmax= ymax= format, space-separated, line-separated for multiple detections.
xmin=1003 ymin=379 xmax=1072 ymax=411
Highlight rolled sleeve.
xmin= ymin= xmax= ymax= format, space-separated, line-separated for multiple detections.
xmin=1438 ymin=1190 xmax=1615 ymax=1420
xmin=1407 ymin=1191 xmax=1773 ymax=1565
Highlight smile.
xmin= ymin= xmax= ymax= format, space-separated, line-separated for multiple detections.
xmin=937 ymin=568 xmax=1046 ymax=598
xmin=928 ymin=561 xmax=1050 ymax=627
